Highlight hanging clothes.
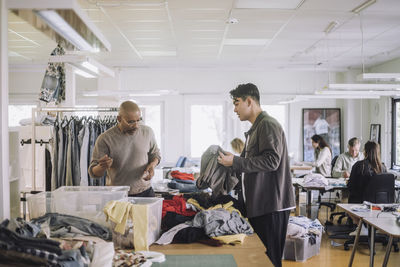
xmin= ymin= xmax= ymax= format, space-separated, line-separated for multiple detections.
xmin=39 ymin=44 xmax=66 ymax=104
xmin=51 ymin=115 xmax=117 ymax=189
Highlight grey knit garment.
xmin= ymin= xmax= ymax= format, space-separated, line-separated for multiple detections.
xmin=196 ymin=145 xmax=238 ymax=197
xmin=190 ymin=208 xmax=253 ymax=237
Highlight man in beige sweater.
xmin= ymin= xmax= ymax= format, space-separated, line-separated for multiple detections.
xmin=88 ymin=101 xmax=161 ymax=196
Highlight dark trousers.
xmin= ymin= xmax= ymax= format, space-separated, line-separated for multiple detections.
xmin=129 ymin=187 xmax=155 ymax=197
xmin=249 ymin=210 xmax=290 ymax=267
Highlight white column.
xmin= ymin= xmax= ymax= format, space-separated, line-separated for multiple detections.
xmin=0 ymin=0 xmax=10 ymax=220
xmin=62 ymin=65 xmax=76 ymax=107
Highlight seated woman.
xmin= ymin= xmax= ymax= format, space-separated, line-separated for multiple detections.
xmin=305 ymin=134 xmax=332 ymax=177
xmin=347 ymin=141 xmax=386 ymax=203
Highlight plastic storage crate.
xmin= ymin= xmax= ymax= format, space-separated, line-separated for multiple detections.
xmin=282 ymin=234 xmax=322 ymax=262
xmin=27 ymin=192 xmax=54 ymax=219
xmin=110 ymin=197 xmax=163 ymax=250
xmin=27 ymin=186 xmax=129 ymax=225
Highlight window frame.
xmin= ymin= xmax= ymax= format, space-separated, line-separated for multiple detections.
xmin=391 ymin=98 xmax=400 ymax=169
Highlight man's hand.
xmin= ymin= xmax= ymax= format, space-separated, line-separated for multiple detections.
xmin=143 ymin=158 xmax=158 ymax=181
xmin=92 ymin=154 xmax=113 ymax=177
xmin=217 ymin=151 xmax=234 ymax=167
xmin=98 ymin=154 xmax=113 ymax=169
xmin=343 ymin=171 xmax=350 ymax=178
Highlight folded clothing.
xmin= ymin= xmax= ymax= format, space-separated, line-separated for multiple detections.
xmin=171 ymin=171 xmax=195 ymax=181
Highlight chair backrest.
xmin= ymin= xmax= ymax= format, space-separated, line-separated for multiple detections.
xmin=331 ymin=155 xmax=339 ymax=176
xmin=175 ymin=156 xmax=187 ymax=167
xmin=363 ymin=173 xmax=395 ymax=203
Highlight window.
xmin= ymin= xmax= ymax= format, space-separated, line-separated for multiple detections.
xmin=190 ymin=105 xmax=223 ymax=157
xmin=141 ymin=104 xmax=162 ymax=150
xmin=261 ymin=104 xmax=286 ymax=131
xmin=392 ymin=99 xmax=400 ymax=168
xmin=73 ymin=105 xmax=99 ymax=118
xmin=8 ymin=105 xmax=37 ymax=127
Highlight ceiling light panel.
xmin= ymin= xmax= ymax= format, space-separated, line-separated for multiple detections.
xmin=300 ymin=0 xmax=364 ymax=11
xmin=235 ymin=0 xmax=305 ymax=9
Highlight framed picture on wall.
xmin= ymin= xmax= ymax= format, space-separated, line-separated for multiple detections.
xmin=370 ymin=124 xmax=381 ymax=144
xmin=302 ymin=108 xmax=341 ymax=161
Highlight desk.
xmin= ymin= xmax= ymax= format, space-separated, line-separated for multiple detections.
xmin=363 ymin=217 xmax=400 ymax=267
xmin=293 ymin=178 xmax=346 ymax=217
xmin=150 ymin=234 xmax=273 ymax=267
xmin=338 ymin=203 xmax=399 ymax=267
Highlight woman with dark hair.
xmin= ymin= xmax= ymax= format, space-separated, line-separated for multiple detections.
xmin=307 ymin=134 xmax=332 ymax=177
xmin=347 ymin=141 xmax=386 ymax=203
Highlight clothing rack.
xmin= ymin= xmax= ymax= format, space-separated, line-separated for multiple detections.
xmin=30 ymin=107 xmax=119 ymax=191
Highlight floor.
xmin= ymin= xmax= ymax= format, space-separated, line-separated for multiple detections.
xmin=281 ymin=207 xmax=400 ymax=267
xmin=282 ymin=234 xmax=399 ymax=267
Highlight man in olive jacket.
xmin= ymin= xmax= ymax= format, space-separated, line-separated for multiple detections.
xmin=218 ymin=83 xmax=295 ymax=267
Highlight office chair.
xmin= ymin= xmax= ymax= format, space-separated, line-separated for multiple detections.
xmin=318 ymin=155 xmax=340 ymax=223
xmin=362 ymin=173 xmax=395 ymax=203
xmin=175 ymin=156 xmax=187 ymax=167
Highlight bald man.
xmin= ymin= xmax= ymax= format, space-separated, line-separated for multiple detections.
xmin=89 ymin=101 xmax=161 ymax=197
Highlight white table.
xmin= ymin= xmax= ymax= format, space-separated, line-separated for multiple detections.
xmin=338 ymin=203 xmax=399 ymax=267
xmin=363 ymin=217 xmax=400 ymax=267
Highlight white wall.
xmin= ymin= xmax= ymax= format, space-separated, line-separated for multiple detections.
xmin=10 ymin=65 xmax=397 ymax=167
xmin=119 ymin=68 xmax=331 ymax=95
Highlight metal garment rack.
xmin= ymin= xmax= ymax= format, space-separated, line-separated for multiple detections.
xmin=30 ymin=107 xmax=118 ymax=191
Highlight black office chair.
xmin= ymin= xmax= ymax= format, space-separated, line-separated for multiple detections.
xmin=318 ymin=155 xmax=340 ymax=222
xmin=363 ymin=173 xmax=395 ymax=203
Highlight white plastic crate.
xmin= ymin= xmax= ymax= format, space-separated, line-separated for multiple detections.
xmin=110 ymin=197 xmax=163 ymax=250
xmin=283 ymin=234 xmax=322 ymax=262
xmin=27 ymin=192 xmax=54 ymax=219
xmin=27 ymin=186 xmax=129 ymax=225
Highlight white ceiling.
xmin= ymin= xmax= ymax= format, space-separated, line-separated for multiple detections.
xmin=7 ymin=0 xmax=400 ymax=71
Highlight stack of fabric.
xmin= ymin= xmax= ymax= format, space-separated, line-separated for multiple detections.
xmin=168 ymin=170 xmax=199 ymax=193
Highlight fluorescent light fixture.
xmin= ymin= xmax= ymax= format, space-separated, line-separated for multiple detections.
xmin=316 ymin=90 xmax=400 ymax=96
xmin=224 ymin=39 xmax=269 ymax=46
xmin=297 ymin=94 xmax=380 ymax=99
xmin=359 ymin=73 xmax=400 ymax=81
xmin=129 ymin=93 xmax=161 ymax=97
xmin=235 ymin=0 xmax=305 ymax=9
xmin=49 ymin=55 xmax=114 ymax=77
xmin=36 ymin=10 xmax=97 ymax=52
xmin=81 ymin=61 xmax=99 ymax=74
xmin=324 ymin=21 xmax=338 ymax=34
xmin=74 ymin=69 xmax=96 ymax=78
xmin=351 ymin=0 xmax=376 ymax=13
xmin=82 ymin=92 xmax=99 ymax=97
xmin=329 ymin=83 xmax=400 ymax=90
xmin=82 ymin=89 xmax=174 ymax=97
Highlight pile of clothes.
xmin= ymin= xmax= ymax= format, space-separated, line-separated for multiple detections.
xmin=0 ymin=213 xmax=114 ymax=267
xmin=157 ymin=193 xmax=252 ymax=246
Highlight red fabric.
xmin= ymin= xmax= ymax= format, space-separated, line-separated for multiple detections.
xmin=162 ymin=195 xmax=197 ymax=218
xmin=170 ymin=171 xmax=195 ymax=181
